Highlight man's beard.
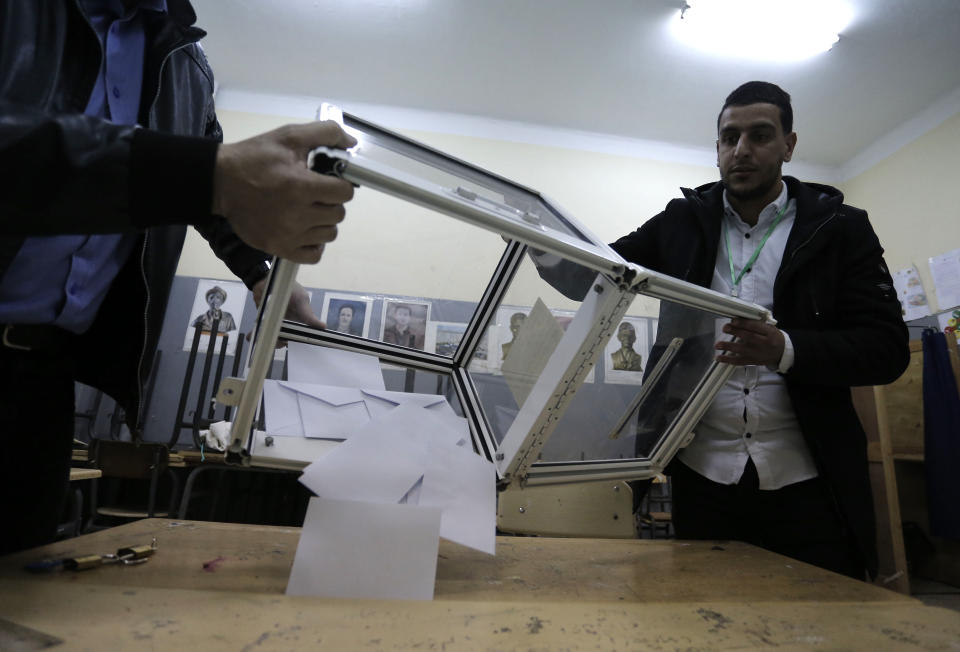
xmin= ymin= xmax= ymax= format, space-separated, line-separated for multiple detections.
xmin=724 ymin=168 xmax=781 ymax=202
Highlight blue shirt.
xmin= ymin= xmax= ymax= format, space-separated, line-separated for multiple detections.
xmin=0 ymin=0 xmax=166 ymax=334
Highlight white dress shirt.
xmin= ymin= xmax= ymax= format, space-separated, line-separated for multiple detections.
xmin=677 ymin=182 xmax=819 ymax=490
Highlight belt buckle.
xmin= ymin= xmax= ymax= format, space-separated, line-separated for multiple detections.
xmin=2 ymin=324 xmax=33 ymax=351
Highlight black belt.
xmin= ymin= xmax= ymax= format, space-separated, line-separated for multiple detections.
xmin=1 ymin=323 xmax=76 ymax=353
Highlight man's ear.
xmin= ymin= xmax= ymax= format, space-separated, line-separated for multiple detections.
xmin=715 ymin=139 xmax=720 ymax=167
xmin=783 ymin=132 xmax=797 ymax=162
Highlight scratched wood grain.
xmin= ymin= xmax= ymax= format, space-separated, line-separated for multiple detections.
xmin=0 ymin=580 xmax=957 ymax=651
xmin=0 ymin=519 xmax=911 ymax=604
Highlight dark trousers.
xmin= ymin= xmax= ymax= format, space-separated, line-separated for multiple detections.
xmin=0 ymin=347 xmax=76 ymax=555
xmin=671 ymin=458 xmax=866 ymax=580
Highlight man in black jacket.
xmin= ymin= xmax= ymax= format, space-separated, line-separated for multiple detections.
xmin=623 ymin=81 xmax=908 ymax=579
xmin=0 ymin=1 xmax=356 ymax=554
xmin=541 ymin=81 xmax=908 ymax=579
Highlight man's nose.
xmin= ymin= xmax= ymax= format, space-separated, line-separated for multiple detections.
xmin=734 ymin=134 xmax=751 ymax=157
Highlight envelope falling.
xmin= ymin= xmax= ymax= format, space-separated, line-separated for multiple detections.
xmin=298 ymin=401 xmax=497 ymax=555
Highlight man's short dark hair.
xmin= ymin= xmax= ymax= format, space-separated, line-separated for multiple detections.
xmin=717 ymin=81 xmax=793 ymax=134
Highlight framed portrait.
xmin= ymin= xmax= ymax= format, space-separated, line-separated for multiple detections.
xmin=321 ymin=292 xmax=373 ymax=339
xmin=380 ymin=299 xmax=431 ymax=351
xmin=493 ymin=305 xmax=531 ymax=372
xmin=603 ymin=316 xmax=651 ymax=385
xmin=183 ymin=278 xmax=247 ymax=356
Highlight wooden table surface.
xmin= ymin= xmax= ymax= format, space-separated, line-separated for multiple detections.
xmin=1 ymin=519 xmax=958 ymax=650
xmin=68 ymin=467 xmax=101 ymax=481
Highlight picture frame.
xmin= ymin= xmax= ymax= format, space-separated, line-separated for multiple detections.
xmin=183 ymin=278 xmax=247 ymax=356
xmin=321 ymin=292 xmax=374 ymax=339
xmin=603 ymin=316 xmax=652 ymax=385
xmin=379 ymin=299 xmax=431 ymax=351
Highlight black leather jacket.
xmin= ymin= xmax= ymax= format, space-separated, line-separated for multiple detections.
xmin=612 ymin=177 xmax=909 ymax=577
xmin=0 ymin=0 xmax=269 ymax=431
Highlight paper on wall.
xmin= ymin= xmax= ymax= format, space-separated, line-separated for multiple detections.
xmin=930 ymin=249 xmax=960 ymax=312
xmin=892 ymin=265 xmax=932 ymax=321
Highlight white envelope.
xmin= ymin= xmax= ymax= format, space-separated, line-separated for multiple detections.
xmin=262 ymin=380 xmax=458 ymax=440
xmin=286 ymin=342 xmax=386 ymax=390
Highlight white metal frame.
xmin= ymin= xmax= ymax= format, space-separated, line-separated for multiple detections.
xmin=216 ymin=111 xmax=772 ymax=488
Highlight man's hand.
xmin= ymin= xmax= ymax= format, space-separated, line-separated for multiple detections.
xmin=715 ymin=318 xmax=785 ymax=367
xmin=252 ymin=279 xmax=324 ymax=327
xmin=212 ymin=121 xmax=357 ymax=264
xmin=250 ymin=279 xmax=324 ymax=347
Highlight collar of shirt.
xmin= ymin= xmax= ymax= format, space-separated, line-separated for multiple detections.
xmin=722 ymin=181 xmax=789 ymax=233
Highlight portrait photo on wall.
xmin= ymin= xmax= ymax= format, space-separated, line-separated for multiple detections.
xmin=321 ymin=292 xmax=373 ymax=339
xmin=380 ymin=299 xmax=430 ymax=350
xmin=183 ymin=278 xmax=247 ymax=356
xmin=603 ymin=316 xmax=651 ymax=385
xmin=494 ymin=305 xmax=531 ymax=371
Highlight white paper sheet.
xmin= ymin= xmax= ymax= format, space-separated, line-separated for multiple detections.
xmin=501 ymin=298 xmax=564 ymax=406
xmin=930 ymin=249 xmax=960 ymax=311
xmin=286 ymin=341 xmax=386 ymax=390
xmin=298 ymin=402 xmax=433 ymax=503
xmin=420 ymin=438 xmax=497 ymax=554
xmin=298 ymin=401 xmax=497 ymax=554
xmin=893 ymin=265 xmax=932 ymax=321
xmin=286 ymin=497 xmax=441 ymax=600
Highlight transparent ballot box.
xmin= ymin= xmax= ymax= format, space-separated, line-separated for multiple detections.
xmin=216 ymin=110 xmax=772 ymax=488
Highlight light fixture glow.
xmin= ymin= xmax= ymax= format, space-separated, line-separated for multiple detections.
xmin=670 ymin=0 xmax=853 ymax=62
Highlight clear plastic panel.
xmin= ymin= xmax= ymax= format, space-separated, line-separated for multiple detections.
xmin=301 ymin=167 xmax=508 ymax=360
xmin=467 ymin=272 xmax=723 ymax=464
xmin=536 ymin=294 xmax=720 ymax=464
xmin=343 ymin=114 xmax=592 ymax=244
xmin=467 ymin=254 xmax=595 ymax=444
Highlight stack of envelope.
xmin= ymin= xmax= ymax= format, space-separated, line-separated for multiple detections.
xmin=263 ymin=380 xmax=469 ymax=442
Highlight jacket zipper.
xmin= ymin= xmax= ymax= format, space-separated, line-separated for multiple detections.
xmin=134 ymin=233 xmax=151 ymax=438
xmin=132 ymin=38 xmax=196 ymax=433
xmin=775 ymin=211 xmax=837 ymax=301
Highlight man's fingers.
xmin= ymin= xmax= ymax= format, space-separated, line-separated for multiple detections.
xmin=290 ymin=166 xmax=356 ymax=204
xmin=282 ymin=120 xmax=358 ymax=154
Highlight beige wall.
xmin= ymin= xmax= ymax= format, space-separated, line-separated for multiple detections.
xmin=839 ymin=112 xmax=960 ymax=313
xmin=177 ymin=106 xmax=960 ymax=314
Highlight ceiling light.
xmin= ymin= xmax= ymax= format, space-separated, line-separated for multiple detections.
xmin=670 ymin=0 xmax=853 ymax=62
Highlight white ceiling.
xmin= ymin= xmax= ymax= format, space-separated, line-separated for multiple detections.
xmin=192 ymin=0 xmax=960 ymax=173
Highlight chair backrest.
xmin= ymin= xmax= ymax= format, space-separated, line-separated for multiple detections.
xmin=91 ymin=440 xmax=169 ymax=479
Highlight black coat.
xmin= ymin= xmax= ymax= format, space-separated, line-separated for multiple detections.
xmin=610 ymin=176 xmax=909 ymax=576
xmin=0 ymin=0 xmax=270 ymax=431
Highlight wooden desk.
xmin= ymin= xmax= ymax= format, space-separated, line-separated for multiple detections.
xmin=1 ymin=519 xmax=958 ymax=650
xmin=68 ymin=467 xmax=101 ymax=481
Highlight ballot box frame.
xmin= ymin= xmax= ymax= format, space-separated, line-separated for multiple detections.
xmin=218 ymin=110 xmax=772 ymax=488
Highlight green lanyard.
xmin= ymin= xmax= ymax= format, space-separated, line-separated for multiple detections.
xmin=723 ymin=203 xmax=788 ymax=297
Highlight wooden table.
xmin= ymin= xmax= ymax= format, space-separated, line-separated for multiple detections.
xmin=1 ymin=519 xmax=958 ymax=650
xmin=68 ymin=467 xmax=101 ymax=481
